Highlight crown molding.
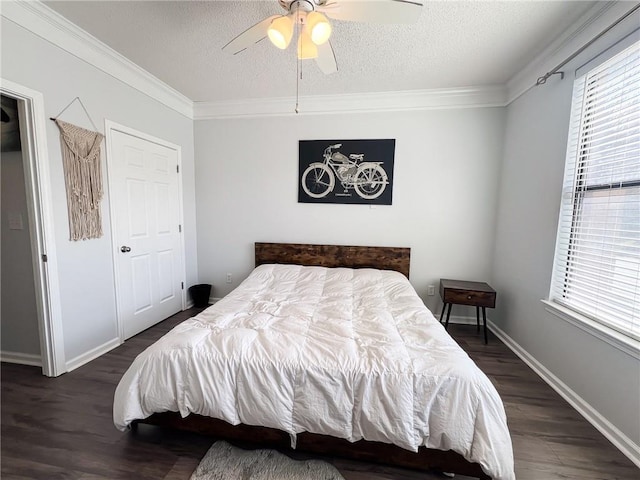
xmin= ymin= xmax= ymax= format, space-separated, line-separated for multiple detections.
xmin=194 ymin=85 xmax=508 ymax=119
xmin=506 ymin=1 xmax=637 ymax=104
xmin=1 ymin=0 xmax=194 ymax=118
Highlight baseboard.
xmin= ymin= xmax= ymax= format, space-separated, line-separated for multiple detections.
xmin=65 ymin=337 xmax=121 ymax=373
xmin=488 ymin=320 xmax=640 ymax=468
xmin=0 ymin=350 xmax=42 ymax=367
xmin=443 ymin=315 xmax=482 ymax=326
xmin=184 ymin=297 xmax=218 ymax=309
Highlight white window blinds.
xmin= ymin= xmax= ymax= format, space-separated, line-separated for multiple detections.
xmin=550 ymin=40 xmax=640 ymax=341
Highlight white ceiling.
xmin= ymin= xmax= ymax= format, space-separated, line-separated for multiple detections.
xmin=43 ymin=1 xmax=598 ymax=103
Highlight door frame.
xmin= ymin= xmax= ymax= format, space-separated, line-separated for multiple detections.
xmin=1 ymin=79 xmax=66 ymax=377
xmin=104 ymin=120 xmax=187 ymax=342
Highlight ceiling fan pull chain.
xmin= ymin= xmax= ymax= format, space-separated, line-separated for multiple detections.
xmin=295 ymin=1 xmax=301 ymax=114
xmin=295 ymin=53 xmax=299 ymax=114
xmin=296 ymin=55 xmax=303 ymax=113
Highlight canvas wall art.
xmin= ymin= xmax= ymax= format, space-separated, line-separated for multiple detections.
xmin=298 ymin=139 xmax=395 ymax=205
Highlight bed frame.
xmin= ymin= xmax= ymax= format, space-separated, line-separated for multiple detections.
xmin=135 ymin=242 xmax=491 ymax=479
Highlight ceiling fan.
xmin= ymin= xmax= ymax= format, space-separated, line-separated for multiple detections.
xmin=222 ymin=0 xmax=423 ymax=75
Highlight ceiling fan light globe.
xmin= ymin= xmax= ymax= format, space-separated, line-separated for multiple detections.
xmin=267 ymin=15 xmax=293 ymax=49
xmin=307 ymin=11 xmax=332 ymax=45
xmin=268 ymin=30 xmax=287 ymax=49
xmin=311 ymin=23 xmax=331 ymax=45
xmin=297 ymin=31 xmax=318 ymax=60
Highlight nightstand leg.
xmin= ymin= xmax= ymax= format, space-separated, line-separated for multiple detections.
xmin=482 ymin=307 xmax=488 ymax=344
xmin=440 ymin=302 xmax=447 ymax=323
xmin=444 ymin=303 xmax=453 ymax=330
xmin=476 ymin=306 xmax=480 ymax=333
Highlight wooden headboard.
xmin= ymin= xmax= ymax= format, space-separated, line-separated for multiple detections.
xmin=255 ymin=242 xmax=411 ymax=278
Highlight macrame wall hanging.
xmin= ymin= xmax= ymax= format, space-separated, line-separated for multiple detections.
xmin=52 ymin=98 xmax=104 ymax=241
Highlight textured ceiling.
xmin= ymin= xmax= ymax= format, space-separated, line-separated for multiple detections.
xmin=44 ymin=1 xmax=598 ymax=102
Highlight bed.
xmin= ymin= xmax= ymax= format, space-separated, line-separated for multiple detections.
xmin=114 ymin=242 xmax=514 ymax=480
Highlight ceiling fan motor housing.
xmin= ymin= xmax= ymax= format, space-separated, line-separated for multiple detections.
xmin=279 ymin=0 xmax=325 ymax=15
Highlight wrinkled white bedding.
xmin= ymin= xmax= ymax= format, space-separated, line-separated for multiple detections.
xmin=114 ymin=264 xmax=514 ymax=480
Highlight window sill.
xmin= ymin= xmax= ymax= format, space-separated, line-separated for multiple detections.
xmin=541 ymin=300 xmax=640 ymax=360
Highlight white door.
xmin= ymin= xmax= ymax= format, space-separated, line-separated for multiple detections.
xmin=108 ymin=127 xmax=184 ymax=340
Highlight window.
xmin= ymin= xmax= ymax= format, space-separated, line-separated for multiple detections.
xmin=550 ymin=40 xmax=640 ymax=342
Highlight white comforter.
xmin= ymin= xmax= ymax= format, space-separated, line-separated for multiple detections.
xmin=114 ymin=264 xmax=515 ymax=480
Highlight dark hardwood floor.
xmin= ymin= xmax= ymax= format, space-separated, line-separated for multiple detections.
xmin=1 ymin=308 xmax=638 ymax=479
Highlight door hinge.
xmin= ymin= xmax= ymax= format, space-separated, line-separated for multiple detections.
xmin=178 ymin=224 xmax=182 ymax=233
xmin=181 ymin=282 xmax=184 ymax=290
xmin=42 ymin=254 xmax=48 ymax=262
xmin=176 ymin=164 xmax=180 ymax=173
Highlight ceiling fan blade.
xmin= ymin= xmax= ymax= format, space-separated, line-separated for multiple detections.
xmin=315 ymin=41 xmax=338 ymax=75
xmin=222 ymin=15 xmax=280 ymax=55
xmin=320 ymin=0 xmax=422 ymax=24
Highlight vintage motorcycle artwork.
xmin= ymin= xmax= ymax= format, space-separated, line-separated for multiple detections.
xmin=301 ymin=143 xmax=389 ymax=200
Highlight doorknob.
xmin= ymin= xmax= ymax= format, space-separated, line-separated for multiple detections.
xmin=120 ymin=246 xmax=131 ymax=253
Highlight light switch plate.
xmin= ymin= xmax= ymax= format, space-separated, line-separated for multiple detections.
xmin=8 ymin=212 xmax=24 ymax=230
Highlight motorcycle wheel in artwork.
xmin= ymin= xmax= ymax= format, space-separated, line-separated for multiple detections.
xmin=302 ymin=162 xmax=336 ymax=198
xmin=301 ymin=143 xmax=389 ymax=200
xmin=354 ymin=163 xmax=387 ymax=199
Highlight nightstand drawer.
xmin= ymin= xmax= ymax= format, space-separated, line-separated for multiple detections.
xmin=442 ymin=288 xmax=495 ymax=308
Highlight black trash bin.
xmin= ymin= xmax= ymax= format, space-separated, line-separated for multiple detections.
xmin=189 ymin=284 xmax=211 ymax=308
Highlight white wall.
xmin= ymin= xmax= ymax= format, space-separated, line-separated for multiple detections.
xmin=491 ymin=16 xmax=640 ymax=455
xmin=1 ymin=149 xmax=41 ymax=357
xmin=194 ymin=107 xmax=505 ymax=314
xmin=1 ymin=18 xmax=197 ymax=365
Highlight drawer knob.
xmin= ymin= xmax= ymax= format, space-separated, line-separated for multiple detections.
xmin=467 ymin=295 xmax=472 ymax=299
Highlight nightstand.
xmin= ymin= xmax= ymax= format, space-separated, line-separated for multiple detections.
xmin=439 ymin=279 xmax=496 ymax=344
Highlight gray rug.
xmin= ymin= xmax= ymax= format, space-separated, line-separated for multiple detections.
xmin=190 ymin=441 xmax=345 ymax=480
